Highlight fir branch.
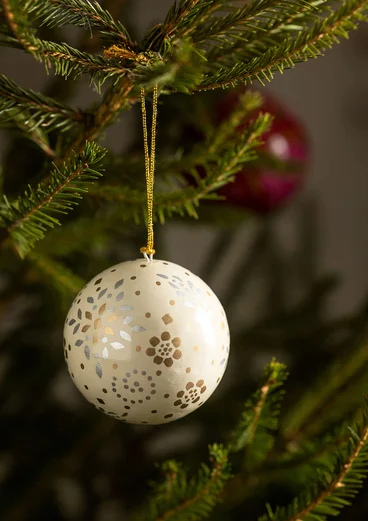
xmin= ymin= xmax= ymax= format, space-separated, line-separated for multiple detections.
xmin=89 ymin=108 xmax=272 ymax=223
xmin=133 ymin=40 xmax=206 ymax=93
xmin=205 ymin=89 xmax=264 ymax=153
xmin=192 ymin=0 xmax=290 ymax=43
xmin=0 ymin=1 xmax=131 ymax=86
xmin=103 ymin=39 xmax=206 ymax=93
xmin=159 ymin=0 xmax=315 ymax=51
xmin=259 ymin=430 xmax=351 ymax=482
xmin=282 ymin=338 xmax=368 ymax=443
xmin=0 ymin=141 xmax=106 ymax=257
xmin=133 ymin=444 xmax=231 ymax=521
xmin=37 ymin=0 xmax=134 ymax=47
xmin=229 ymin=360 xmax=288 ymax=469
xmin=11 ymin=116 xmax=56 ymax=158
xmin=31 ymin=39 xmax=130 ymax=86
xmin=30 ymin=252 xmax=85 ymax=299
xmin=61 ymin=81 xmax=134 ymax=159
xmin=0 ymin=33 xmax=130 ymax=86
xmin=3 ymin=29 xmax=204 ymax=92
xmin=253 ymin=414 xmax=361 ymax=486
xmin=260 ymin=410 xmax=368 ymax=521
xmin=207 ymin=0 xmax=322 ymax=64
xmin=0 ymin=0 xmax=36 ymax=52
xmin=198 ymin=0 xmax=368 ymax=90
xmin=160 ymin=0 xmax=223 ymax=44
xmin=0 ymin=73 xmax=85 ymax=133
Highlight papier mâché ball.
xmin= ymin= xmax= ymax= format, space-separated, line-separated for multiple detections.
xmin=63 ymin=259 xmax=230 ymax=425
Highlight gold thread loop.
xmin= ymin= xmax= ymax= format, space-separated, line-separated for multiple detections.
xmin=140 ymin=246 xmax=156 ymax=255
xmin=140 ymin=84 xmax=158 ymax=260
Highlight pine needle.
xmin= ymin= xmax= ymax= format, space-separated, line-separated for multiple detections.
xmin=259 ymin=407 xmax=368 ymax=521
xmin=0 ymin=141 xmax=106 ymax=257
xmin=0 ymin=73 xmax=85 ymax=133
xmin=90 ymin=95 xmax=271 ymax=224
xmin=229 ymin=360 xmax=288 ymax=468
xmin=199 ymin=0 xmax=368 ymax=90
xmin=133 ymin=444 xmax=231 ymax=521
xmin=35 ymin=0 xmax=134 ymax=47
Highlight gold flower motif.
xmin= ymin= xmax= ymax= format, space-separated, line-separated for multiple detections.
xmin=174 ymin=380 xmax=207 ymax=409
xmin=146 ymin=331 xmax=182 ymax=367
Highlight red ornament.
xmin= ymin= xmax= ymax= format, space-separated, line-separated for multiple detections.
xmin=216 ymin=89 xmax=309 ymax=213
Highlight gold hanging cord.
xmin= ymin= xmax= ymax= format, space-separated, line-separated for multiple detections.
xmin=140 ymin=84 xmax=159 ymax=262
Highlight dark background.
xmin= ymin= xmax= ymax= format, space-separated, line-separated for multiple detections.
xmin=1 ymin=1 xmax=368 ymax=520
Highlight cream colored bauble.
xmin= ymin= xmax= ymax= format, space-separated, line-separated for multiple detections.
xmin=63 ymin=259 xmax=230 ymax=425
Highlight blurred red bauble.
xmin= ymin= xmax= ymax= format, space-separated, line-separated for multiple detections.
xmin=215 ymin=89 xmax=309 ymax=214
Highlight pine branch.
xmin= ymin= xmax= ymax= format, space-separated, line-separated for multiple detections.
xmin=229 ymin=360 xmax=288 ymax=469
xmin=156 ymin=0 xmax=316 ymax=52
xmin=259 ymin=430 xmax=351 ymax=481
xmin=198 ymin=0 xmax=368 ymax=90
xmin=0 ymin=81 xmax=57 ymax=156
xmin=0 ymin=73 xmax=85 ymax=133
xmin=89 ymin=105 xmax=272 ymax=223
xmin=0 ymin=141 xmax=106 ymax=257
xmin=133 ymin=444 xmax=231 ymax=521
xmin=253 ymin=411 xmax=363 ymax=484
xmin=0 ymin=0 xmax=36 ymax=52
xmin=0 ymin=32 xmax=130 ymax=87
xmin=0 ymin=1 xmax=130 ymax=86
xmin=3 ymin=0 xmax=368 ymax=93
xmin=207 ymin=0 xmax=322 ymax=64
xmin=61 ymin=80 xmax=134 ymax=160
xmin=36 ymin=0 xmax=134 ymax=48
xmin=2 ymin=3 xmax=204 ymax=92
xmin=9 ymin=116 xmax=56 ymax=158
xmin=192 ymin=0 xmax=292 ymax=44
xmin=282 ymin=338 xmax=368 ymax=443
xmin=159 ymin=0 xmax=223 ymax=46
xmin=1 ymin=0 xmax=203 ymax=92
xmin=260 ymin=409 xmax=368 ymax=521
xmin=133 ymin=40 xmax=206 ymax=93
xmin=30 ymin=39 xmax=130 ymax=87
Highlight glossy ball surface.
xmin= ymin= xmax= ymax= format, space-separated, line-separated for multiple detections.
xmin=217 ymin=90 xmax=309 ymax=213
xmin=63 ymin=259 xmax=230 ymax=424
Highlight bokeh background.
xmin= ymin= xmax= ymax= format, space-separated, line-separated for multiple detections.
xmin=1 ymin=1 xmax=368 ymax=520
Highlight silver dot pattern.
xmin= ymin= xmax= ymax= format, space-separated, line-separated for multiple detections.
xmin=63 ymin=259 xmax=230 ymax=425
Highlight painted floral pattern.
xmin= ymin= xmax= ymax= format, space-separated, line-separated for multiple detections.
xmin=174 ymin=380 xmax=207 ymax=409
xmin=146 ymin=331 xmax=182 ymax=367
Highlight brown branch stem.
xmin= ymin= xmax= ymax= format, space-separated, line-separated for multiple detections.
xmin=194 ymin=0 xmax=282 ymax=43
xmin=48 ymin=0 xmax=131 ymax=45
xmin=155 ymin=460 xmax=226 ymax=521
xmin=288 ymin=424 xmax=368 ymax=521
xmin=7 ymin=161 xmax=88 ymax=234
xmin=209 ymin=2 xmax=317 ymax=63
xmin=0 ymin=89 xmax=84 ymax=120
xmin=1 ymin=0 xmax=37 ymax=51
xmin=198 ymin=0 xmax=367 ymax=91
xmin=164 ymin=0 xmax=202 ymax=38
xmin=248 ymin=384 xmax=271 ymax=446
xmin=60 ymin=81 xmax=134 ymax=162
xmin=89 ymin=126 xmax=265 ymax=213
xmin=27 ymin=130 xmax=56 ymax=159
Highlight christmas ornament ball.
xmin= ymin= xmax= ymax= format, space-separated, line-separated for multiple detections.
xmin=64 ymin=259 xmax=230 ymax=425
xmin=217 ymin=89 xmax=309 ymax=213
